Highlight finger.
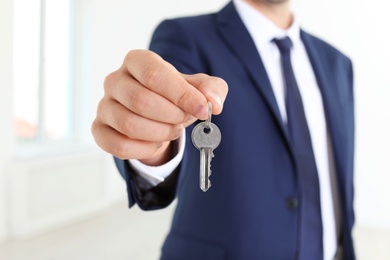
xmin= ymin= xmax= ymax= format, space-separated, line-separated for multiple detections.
xmin=183 ymin=115 xmax=198 ymax=128
xmin=91 ymin=121 xmax=164 ymax=160
xmin=183 ymin=73 xmax=228 ymax=115
xmin=98 ymin=98 xmax=183 ymax=142
xmin=123 ymin=50 xmax=209 ymax=119
xmin=105 ymin=71 xmax=188 ymax=124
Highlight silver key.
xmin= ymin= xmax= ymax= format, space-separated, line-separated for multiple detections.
xmin=191 ymin=102 xmax=221 ymax=192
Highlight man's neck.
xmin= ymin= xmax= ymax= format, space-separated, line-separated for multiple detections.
xmin=244 ymin=0 xmax=293 ymax=29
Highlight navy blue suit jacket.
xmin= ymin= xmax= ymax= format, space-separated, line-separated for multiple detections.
xmin=115 ymin=2 xmax=355 ymax=259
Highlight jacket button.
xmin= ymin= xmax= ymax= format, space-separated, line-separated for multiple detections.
xmin=286 ymin=198 xmax=299 ymax=209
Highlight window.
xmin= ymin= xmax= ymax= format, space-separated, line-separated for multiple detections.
xmin=13 ymin=0 xmax=74 ymax=149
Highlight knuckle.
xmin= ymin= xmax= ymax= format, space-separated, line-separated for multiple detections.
xmin=142 ymin=64 xmax=162 ymax=88
xmin=174 ymin=87 xmax=190 ymax=107
xmin=96 ymin=98 xmax=111 ymax=120
xmin=128 ymin=89 xmax=149 ymax=113
xmin=113 ymin=142 xmax=131 ymax=160
xmin=125 ymin=50 xmax=164 ymax=88
xmin=125 ymin=49 xmax=152 ymax=63
xmin=124 ymin=49 xmax=139 ymax=64
xmin=119 ymin=117 xmax=137 ymax=136
xmin=103 ymin=71 xmax=118 ymax=93
xmin=90 ymin=119 xmax=100 ymax=137
xmin=96 ymin=99 xmax=106 ymax=114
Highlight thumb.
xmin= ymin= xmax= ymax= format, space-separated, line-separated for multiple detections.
xmin=182 ymin=73 xmax=228 ymax=115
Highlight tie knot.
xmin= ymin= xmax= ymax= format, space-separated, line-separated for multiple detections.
xmin=273 ymin=37 xmax=293 ymax=54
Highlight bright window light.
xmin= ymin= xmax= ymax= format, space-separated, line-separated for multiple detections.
xmin=13 ymin=0 xmax=74 ymax=145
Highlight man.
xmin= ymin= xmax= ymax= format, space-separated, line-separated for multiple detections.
xmin=92 ymin=0 xmax=355 ymax=259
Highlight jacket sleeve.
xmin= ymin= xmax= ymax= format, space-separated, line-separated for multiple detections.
xmin=114 ymin=156 xmax=181 ymax=210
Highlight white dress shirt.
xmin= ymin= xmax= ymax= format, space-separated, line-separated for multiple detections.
xmin=130 ymin=0 xmax=340 ymax=259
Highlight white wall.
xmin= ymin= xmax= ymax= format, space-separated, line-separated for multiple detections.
xmin=0 ymin=0 xmax=127 ymax=241
xmin=1 ymin=0 xmax=389 ymax=245
xmin=0 ymin=0 xmax=14 ymax=242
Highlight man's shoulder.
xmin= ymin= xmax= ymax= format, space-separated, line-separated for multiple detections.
xmin=300 ymin=30 xmax=350 ymax=61
xmin=160 ymin=12 xmax=216 ymax=31
xmin=151 ymin=12 xmax=219 ymax=45
xmin=165 ymin=1 xmax=231 ymax=27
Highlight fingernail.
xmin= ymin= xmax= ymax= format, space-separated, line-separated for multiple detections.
xmin=209 ymin=92 xmax=222 ymax=110
xmin=194 ymin=104 xmax=208 ymax=120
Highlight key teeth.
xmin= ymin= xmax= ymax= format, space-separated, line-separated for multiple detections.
xmin=201 ymin=170 xmax=212 ymax=192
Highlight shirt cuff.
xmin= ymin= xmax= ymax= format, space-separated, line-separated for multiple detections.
xmin=128 ymin=129 xmax=186 ymax=187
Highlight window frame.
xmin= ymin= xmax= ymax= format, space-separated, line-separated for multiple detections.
xmin=13 ymin=0 xmax=89 ymax=159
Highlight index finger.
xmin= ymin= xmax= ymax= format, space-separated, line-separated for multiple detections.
xmin=123 ymin=50 xmax=208 ymax=120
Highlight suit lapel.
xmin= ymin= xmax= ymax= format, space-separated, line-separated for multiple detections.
xmin=215 ymin=2 xmax=290 ymax=144
xmin=300 ymin=31 xmax=348 ymax=183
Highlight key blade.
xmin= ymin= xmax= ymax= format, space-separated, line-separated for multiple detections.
xmin=200 ymin=147 xmax=212 ymax=192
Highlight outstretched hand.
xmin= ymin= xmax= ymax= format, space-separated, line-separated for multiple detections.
xmin=91 ymin=50 xmax=228 ymax=166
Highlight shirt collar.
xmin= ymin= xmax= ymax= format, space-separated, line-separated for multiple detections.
xmin=233 ymin=0 xmax=301 ymax=48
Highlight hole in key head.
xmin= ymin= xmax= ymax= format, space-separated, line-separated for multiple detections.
xmin=203 ymin=127 xmax=211 ymax=134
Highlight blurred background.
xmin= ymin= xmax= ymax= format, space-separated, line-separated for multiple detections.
xmin=0 ymin=0 xmax=389 ymax=259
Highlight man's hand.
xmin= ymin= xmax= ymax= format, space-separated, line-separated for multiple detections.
xmin=91 ymin=50 xmax=228 ymax=166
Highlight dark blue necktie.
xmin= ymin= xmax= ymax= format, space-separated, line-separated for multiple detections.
xmin=273 ymin=37 xmax=323 ymax=260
